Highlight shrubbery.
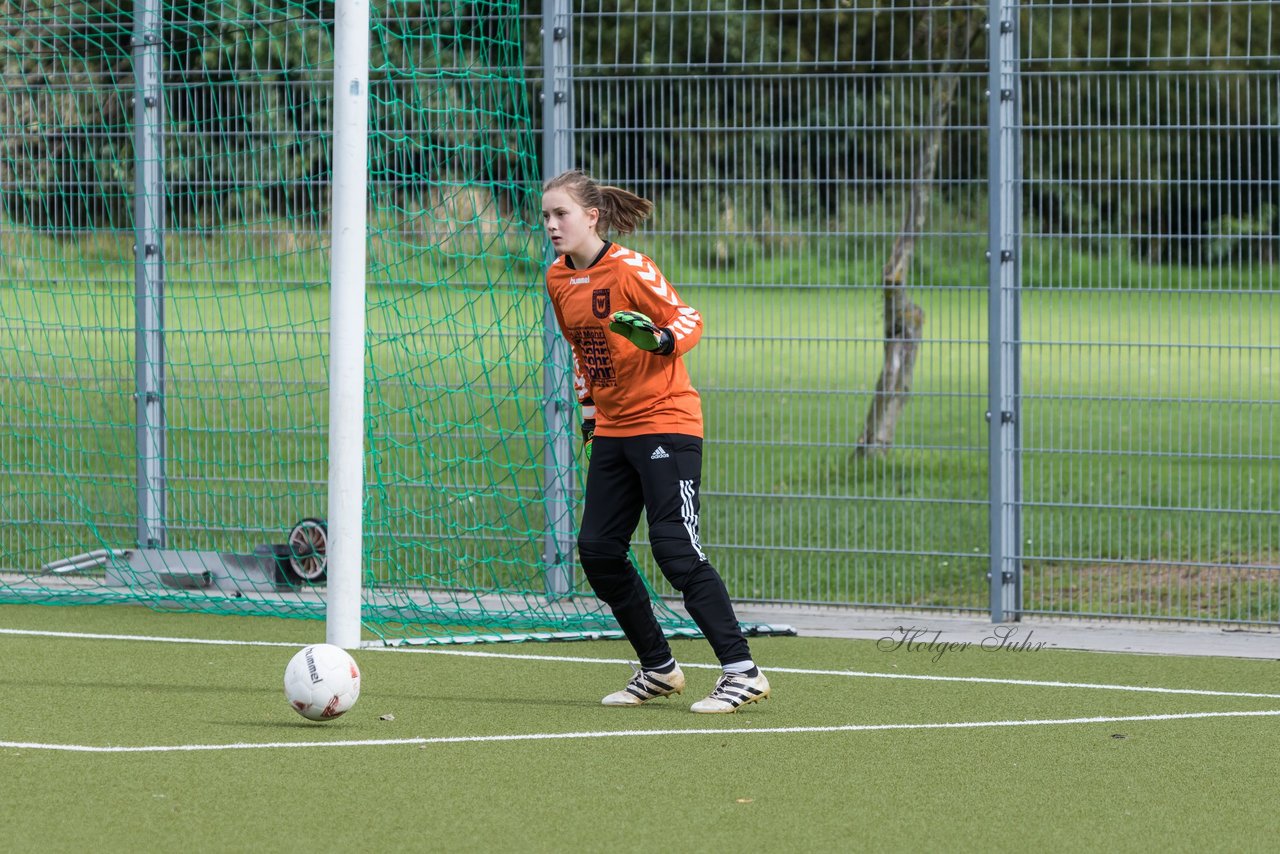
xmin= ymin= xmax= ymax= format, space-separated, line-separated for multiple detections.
xmin=2 ymin=0 xmax=1275 ymax=263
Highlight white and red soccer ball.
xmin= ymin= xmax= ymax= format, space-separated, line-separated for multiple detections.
xmin=283 ymin=643 xmax=361 ymax=721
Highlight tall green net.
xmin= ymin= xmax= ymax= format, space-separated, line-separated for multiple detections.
xmin=0 ymin=0 xmax=696 ymax=644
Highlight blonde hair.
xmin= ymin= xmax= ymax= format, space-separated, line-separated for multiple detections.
xmin=542 ymin=170 xmax=654 ymax=235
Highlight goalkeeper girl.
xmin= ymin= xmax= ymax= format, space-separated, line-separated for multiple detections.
xmin=541 ymin=170 xmax=770 ymax=713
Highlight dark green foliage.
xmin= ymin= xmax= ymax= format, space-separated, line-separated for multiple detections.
xmin=0 ymin=1 xmax=534 ymax=231
xmin=1 ymin=0 xmax=339 ymax=229
xmin=551 ymin=0 xmax=1279 ymax=268
xmin=1019 ymin=4 xmax=1279 ymax=264
xmin=2 ymin=1 xmax=1276 ymax=264
xmin=1 ymin=1 xmax=134 ymax=227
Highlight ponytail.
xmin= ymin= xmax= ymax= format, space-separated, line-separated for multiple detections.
xmin=543 ymin=170 xmax=654 ymax=235
xmin=597 ymin=185 xmax=654 ymax=235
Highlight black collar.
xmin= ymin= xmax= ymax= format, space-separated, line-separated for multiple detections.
xmin=566 ymin=241 xmax=612 ymax=270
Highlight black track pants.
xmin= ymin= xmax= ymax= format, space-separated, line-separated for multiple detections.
xmin=577 ymin=433 xmax=751 ymax=669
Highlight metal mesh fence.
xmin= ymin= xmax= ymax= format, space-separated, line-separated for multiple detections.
xmin=539 ymin=0 xmax=1278 ymax=622
xmin=1015 ymin=1 xmax=1279 ymax=620
xmin=556 ymin=3 xmax=994 ymax=612
xmin=1 ymin=0 xmax=1275 ymax=624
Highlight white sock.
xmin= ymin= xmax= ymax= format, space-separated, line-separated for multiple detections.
xmin=722 ymin=659 xmax=756 ymax=674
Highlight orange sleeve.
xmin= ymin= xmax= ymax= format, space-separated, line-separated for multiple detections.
xmin=614 ymin=250 xmax=703 ymax=357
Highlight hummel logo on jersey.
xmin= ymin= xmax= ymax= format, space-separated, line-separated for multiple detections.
xmin=650 ymin=446 xmax=670 ymax=460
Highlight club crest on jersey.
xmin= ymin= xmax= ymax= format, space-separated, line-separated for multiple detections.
xmin=592 ymin=288 xmax=611 ymax=319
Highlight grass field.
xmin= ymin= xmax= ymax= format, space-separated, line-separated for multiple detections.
xmin=2 ymin=603 xmax=1278 ymax=852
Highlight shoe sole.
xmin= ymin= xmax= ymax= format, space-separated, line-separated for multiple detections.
xmin=602 ymin=686 xmax=684 ymax=706
xmin=690 ymin=688 xmax=770 ymax=714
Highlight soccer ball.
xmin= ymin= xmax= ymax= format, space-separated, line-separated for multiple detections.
xmin=283 ymin=643 xmax=361 ymax=721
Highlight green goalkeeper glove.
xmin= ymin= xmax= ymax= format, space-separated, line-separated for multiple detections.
xmin=609 ymin=310 xmax=673 ymax=354
xmin=581 ymin=419 xmax=595 ymax=462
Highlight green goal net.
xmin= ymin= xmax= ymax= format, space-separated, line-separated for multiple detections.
xmin=0 ymin=0 xmax=697 ymax=644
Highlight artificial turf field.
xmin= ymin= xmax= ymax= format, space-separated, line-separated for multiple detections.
xmin=1 ymin=604 xmax=1276 ymax=852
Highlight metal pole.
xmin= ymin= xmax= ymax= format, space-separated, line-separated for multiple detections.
xmin=132 ymin=0 xmax=166 ymax=550
xmin=541 ymin=0 xmax=576 ymax=596
xmin=326 ymin=0 xmax=371 ymax=649
xmin=986 ymin=0 xmax=1022 ymax=622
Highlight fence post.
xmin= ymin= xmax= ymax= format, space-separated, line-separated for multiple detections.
xmin=132 ymin=0 xmax=166 ymax=550
xmin=987 ymin=0 xmax=1023 ymax=622
xmin=541 ymin=0 xmax=576 ymax=596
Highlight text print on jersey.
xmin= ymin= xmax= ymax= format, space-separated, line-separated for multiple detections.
xmin=570 ymin=326 xmax=617 ymax=387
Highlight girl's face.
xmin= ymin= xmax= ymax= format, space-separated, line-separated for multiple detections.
xmin=541 ymin=188 xmax=600 ymax=259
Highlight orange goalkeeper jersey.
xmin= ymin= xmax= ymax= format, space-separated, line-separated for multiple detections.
xmin=546 ymin=242 xmax=704 ymax=437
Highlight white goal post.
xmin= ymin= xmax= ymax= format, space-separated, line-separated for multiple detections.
xmin=325 ymin=0 xmax=371 ymax=649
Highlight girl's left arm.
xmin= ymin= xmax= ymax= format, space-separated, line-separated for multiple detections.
xmin=624 ymin=256 xmax=703 ymax=356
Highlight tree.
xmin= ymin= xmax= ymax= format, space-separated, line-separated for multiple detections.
xmin=856 ymin=2 xmax=983 ymax=455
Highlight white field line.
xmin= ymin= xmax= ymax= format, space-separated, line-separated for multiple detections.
xmin=3 ymin=626 xmax=1278 ymax=700
xmin=3 ymin=709 xmax=1279 ymax=754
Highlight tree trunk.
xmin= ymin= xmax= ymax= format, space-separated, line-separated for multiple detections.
xmin=856 ymin=7 xmax=983 ymax=456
